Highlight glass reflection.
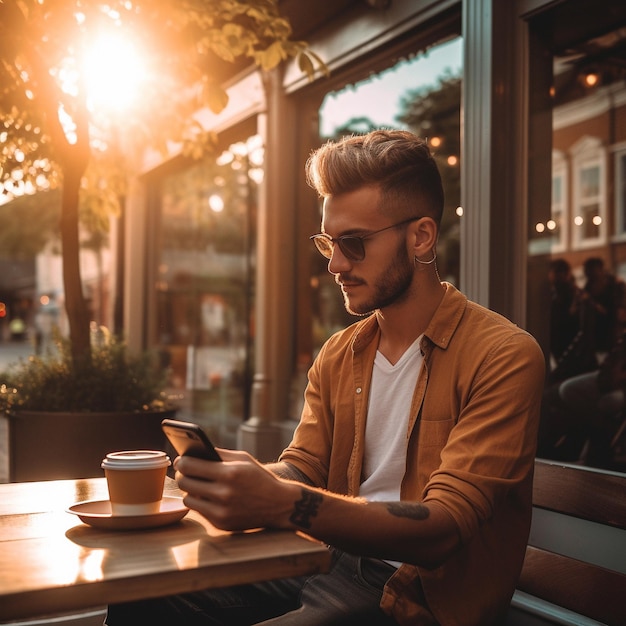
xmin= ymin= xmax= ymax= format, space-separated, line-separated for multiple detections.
xmin=530 ymin=21 xmax=626 ymax=473
xmin=155 ymin=136 xmax=259 ymax=447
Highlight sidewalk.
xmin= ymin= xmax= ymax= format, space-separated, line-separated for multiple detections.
xmin=0 ymin=341 xmax=34 ymax=483
xmin=0 ymin=339 xmax=35 ymax=371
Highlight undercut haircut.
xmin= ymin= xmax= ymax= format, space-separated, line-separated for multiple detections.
xmin=305 ymin=130 xmax=444 ymax=226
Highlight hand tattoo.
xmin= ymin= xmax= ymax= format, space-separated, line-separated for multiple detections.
xmin=290 ymin=489 xmax=323 ymax=529
xmin=386 ymin=502 xmax=430 ymax=520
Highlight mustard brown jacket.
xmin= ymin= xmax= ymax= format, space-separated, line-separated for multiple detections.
xmin=280 ymin=283 xmax=545 ymax=625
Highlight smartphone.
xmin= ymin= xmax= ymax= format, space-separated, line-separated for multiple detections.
xmin=161 ymin=419 xmax=222 ymax=461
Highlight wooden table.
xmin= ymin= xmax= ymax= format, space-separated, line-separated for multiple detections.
xmin=0 ymin=477 xmax=331 ymax=622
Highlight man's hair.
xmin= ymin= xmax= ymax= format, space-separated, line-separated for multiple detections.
xmin=583 ymin=257 xmax=604 ymax=274
xmin=550 ymin=258 xmax=571 ymax=275
xmin=305 ymin=130 xmax=444 ymax=226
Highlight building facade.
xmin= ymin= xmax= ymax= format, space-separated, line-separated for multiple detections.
xmin=119 ymin=0 xmax=625 ymax=467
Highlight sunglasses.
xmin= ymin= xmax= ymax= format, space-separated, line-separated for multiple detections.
xmin=310 ymin=216 xmax=423 ymax=262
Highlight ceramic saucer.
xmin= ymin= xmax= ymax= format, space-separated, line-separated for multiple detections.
xmin=67 ymin=496 xmax=189 ymax=530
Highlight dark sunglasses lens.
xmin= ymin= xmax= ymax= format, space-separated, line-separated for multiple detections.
xmin=312 ymin=236 xmax=333 ymax=259
xmin=339 ymin=237 xmax=365 ymax=261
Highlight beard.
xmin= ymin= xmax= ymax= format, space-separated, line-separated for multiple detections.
xmin=340 ymin=241 xmax=414 ymax=316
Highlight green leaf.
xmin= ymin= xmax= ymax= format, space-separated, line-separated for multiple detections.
xmin=201 ymin=82 xmax=230 ymax=114
xmin=298 ymin=51 xmax=314 ymax=78
xmin=299 ymin=49 xmax=330 ymax=79
xmin=257 ymin=41 xmax=285 ymax=71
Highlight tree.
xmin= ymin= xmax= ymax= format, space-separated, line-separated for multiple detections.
xmin=0 ymin=0 xmax=323 ymax=367
xmin=325 ymin=116 xmax=379 ymax=139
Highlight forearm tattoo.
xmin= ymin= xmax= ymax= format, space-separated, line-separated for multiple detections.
xmin=290 ymin=489 xmax=323 ymax=529
xmin=386 ymin=502 xmax=430 ymax=521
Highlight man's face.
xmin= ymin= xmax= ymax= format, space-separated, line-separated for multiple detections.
xmin=321 ymin=187 xmax=415 ymax=316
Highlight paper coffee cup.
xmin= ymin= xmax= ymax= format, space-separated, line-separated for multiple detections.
xmin=101 ymin=450 xmax=171 ymax=516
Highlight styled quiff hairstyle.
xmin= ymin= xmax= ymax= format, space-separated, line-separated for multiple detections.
xmin=305 ymin=130 xmax=444 ymax=226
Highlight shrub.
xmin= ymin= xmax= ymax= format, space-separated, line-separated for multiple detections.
xmin=0 ymin=329 xmax=170 ymax=414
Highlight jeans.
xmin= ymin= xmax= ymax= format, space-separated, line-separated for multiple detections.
xmin=105 ymin=549 xmax=399 ymax=625
xmin=559 ymin=370 xmax=624 ymax=467
xmin=559 ymin=370 xmax=624 ymax=416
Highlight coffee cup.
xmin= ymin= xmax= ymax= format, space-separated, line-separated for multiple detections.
xmin=101 ymin=450 xmax=171 ymax=516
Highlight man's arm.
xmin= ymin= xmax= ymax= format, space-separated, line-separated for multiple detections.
xmin=283 ymin=483 xmax=460 ymax=569
xmin=266 ymin=461 xmax=317 ymax=486
xmin=174 ymin=452 xmax=461 ymax=569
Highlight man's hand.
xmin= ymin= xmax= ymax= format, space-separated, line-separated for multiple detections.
xmin=174 ymin=449 xmax=300 ymax=531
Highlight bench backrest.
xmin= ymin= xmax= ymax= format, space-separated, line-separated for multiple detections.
xmin=515 ymin=459 xmax=626 ymax=625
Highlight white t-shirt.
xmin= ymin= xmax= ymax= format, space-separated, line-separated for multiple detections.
xmin=359 ymin=335 xmax=424 ymax=569
xmin=359 ymin=335 xmax=424 ymax=502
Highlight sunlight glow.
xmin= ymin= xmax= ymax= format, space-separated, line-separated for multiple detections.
xmin=82 ymin=32 xmax=146 ymax=113
xmin=208 ymin=194 xmax=224 ymax=213
xmin=58 ymin=105 xmax=77 ymax=144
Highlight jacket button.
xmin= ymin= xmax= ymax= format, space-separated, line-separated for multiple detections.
xmin=356 ymin=387 xmax=362 ymax=394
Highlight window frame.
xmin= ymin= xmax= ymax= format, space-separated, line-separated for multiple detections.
xmin=613 ymin=144 xmax=626 ymax=241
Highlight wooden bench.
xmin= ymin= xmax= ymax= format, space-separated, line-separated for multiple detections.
xmin=506 ymin=459 xmax=626 ymax=625
xmin=0 ymin=608 xmax=106 ymax=625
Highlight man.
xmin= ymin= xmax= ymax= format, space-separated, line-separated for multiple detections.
xmin=107 ymin=130 xmax=545 ymax=625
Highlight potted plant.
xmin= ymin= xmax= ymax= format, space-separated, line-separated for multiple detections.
xmin=0 ymin=328 xmax=176 ymax=482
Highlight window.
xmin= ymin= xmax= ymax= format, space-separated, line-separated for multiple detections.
xmin=526 ymin=7 xmax=626 ymax=473
xmin=153 ymin=135 xmax=261 ymax=445
xmin=529 ymin=149 xmax=571 ymax=254
xmin=550 ymin=151 xmax=568 ymax=251
xmin=571 ymin=137 xmax=606 ymax=249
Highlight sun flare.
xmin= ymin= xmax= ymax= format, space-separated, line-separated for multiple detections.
xmin=82 ymin=32 xmax=146 ymax=113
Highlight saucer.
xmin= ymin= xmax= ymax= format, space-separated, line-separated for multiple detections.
xmin=67 ymin=496 xmax=189 ymax=530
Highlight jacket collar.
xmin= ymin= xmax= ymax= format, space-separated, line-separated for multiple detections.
xmin=423 ymin=282 xmax=467 ymax=350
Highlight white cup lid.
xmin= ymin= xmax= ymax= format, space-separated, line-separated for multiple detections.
xmin=101 ymin=450 xmax=171 ymax=470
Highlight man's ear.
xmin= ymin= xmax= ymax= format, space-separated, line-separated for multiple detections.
xmin=411 ymin=217 xmax=439 ymax=258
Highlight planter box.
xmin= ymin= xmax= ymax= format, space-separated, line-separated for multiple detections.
xmin=8 ymin=408 xmax=177 ymax=482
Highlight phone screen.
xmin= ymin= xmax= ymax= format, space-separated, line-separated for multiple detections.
xmin=161 ymin=419 xmax=222 ymax=461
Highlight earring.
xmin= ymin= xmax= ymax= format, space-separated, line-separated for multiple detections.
xmin=414 ymin=251 xmax=437 ymax=266
xmin=414 ymin=250 xmax=441 ymax=281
